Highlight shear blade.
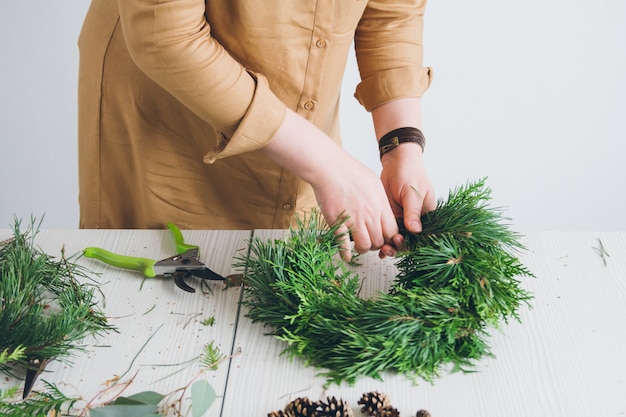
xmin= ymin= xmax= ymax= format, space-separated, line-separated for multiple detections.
xmin=187 ymin=267 xmax=225 ymax=281
xmin=23 ymin=358 xmax=50 ymax=398
xmin=173 ymin=272 xmax=196 ymax=293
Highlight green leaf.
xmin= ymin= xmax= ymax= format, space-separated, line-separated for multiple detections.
xmin=113 ymin=391 xmax=165 ymax=406
xmin=191 ymin=380 xmax=216 ymax=417
xmin=111 ymin=397 xmax=145 ymax=406
xmin=89 ymin=404 xmax=159 ymax=417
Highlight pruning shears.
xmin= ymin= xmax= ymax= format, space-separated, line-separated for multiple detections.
xmin=83 ymin=223 xmax=242 ymax=292
xmin=22 ymin=357 xmax=51 ymax=398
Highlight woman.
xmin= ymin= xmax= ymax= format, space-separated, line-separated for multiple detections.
xmin=77 ymin=0 xmax=436 ymax=260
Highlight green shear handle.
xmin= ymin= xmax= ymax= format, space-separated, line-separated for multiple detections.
xmin=83 ymin=223 xmax=198 ymax=278
xmin=166 ymin=222 xmax=198 ymax=254
xmin=82 ymin=246 xmax=158 ymax=277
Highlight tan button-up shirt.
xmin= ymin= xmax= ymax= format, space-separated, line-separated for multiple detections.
xmin=78 ymin=0 xmax=432 ymax=230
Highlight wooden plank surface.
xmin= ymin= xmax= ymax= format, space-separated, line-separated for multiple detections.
xmin=224 ymin=231 xmax=626 ymax=417
xmin=2 ymin=229 xmax=625 ymax=416
xmin=1 ymin=228 xmax=251 ymax=417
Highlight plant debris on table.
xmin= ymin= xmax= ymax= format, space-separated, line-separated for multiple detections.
xmin=0 ymin=218 xmax=223 ymax=417
xmin=237 ymin=179 xmax=534 ymax=386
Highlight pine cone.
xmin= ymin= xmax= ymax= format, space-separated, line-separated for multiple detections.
xmin=357 ymin=391 xmax=391 ymax=415
xmin=268 ymin=411 xmax=290 ymax=417
xmin=379 ymin=406 xmax=400 ymax=417
xmin=415 ymin=410 xmax=431 ymax=417
xmin=318 ymin=396 xmax=354 ymax=417
xmin=285 ymin=397 xmax=319 ymax=417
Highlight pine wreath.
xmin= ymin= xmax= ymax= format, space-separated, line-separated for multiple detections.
xmin=237 ymin=179 xmax=533 ymax=385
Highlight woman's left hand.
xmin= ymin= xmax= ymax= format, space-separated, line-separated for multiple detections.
xmin=378 ymin=142 xmax=436 ymax=257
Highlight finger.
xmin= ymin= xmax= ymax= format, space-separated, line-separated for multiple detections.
xmin=392 ymin=234 xmax=405 ymax=251
xmin=371 ymin=201 xmax=398 ymax=255
xmin=378 ymin=243 xmax=397 ymax=259
xmin=422 ymin=186 xmax=437 ymax=213
xmin=363 ymin=209 xmax=396 ymax=253
xmin=334 ymin=224 xmax=353 ymax=262
xmin=351 ymin=224 xmax=373 ymax=254
xmin=403 ymin=186 xmax=425 ymax=233
xmin=381 ymin=208 xmax=400 ymax=244
xmin=367 ymin=222 xmax=386 ymax=252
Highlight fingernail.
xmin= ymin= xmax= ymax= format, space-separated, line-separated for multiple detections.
xmin=410 ymin=221 xmax=421 ymax=232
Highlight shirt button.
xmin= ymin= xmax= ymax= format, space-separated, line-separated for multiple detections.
xmin=282 ymin=203 xmax=293 ymax=210
xmin=315 ymin=38 xmax=327 ymax=48
xmin=303 ymin=101 xmax=315 ymax=111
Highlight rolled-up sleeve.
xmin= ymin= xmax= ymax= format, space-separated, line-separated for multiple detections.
xmin=117 ymin=0 xmax=286 ymax=161
xmin=353 ymin=0 xmax=433 ymax=111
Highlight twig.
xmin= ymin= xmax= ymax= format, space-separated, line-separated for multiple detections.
xmin=116 ymin=324 xmax=163 ymax=383
xmin=148 ymin=356 xmax=199 ymax=383
xmin=79 ymin=370 xmax=140 ymax=416
xmin=200 ymin=279 xmax=214 ymax=296
xmin=182 ymin=312 xmax=202 ymax=330
xmin=278 ymin=386 xmax=312 ymax=400
xmin=593 ymin=237 xmax=610 ymax=267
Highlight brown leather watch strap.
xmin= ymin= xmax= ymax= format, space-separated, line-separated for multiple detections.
xmin=378 ymin=127 xmax=426 ymax=159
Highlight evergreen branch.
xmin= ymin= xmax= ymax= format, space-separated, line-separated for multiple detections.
xmin=0 ymin=346 xmax=25 ymax=365
xmin=593 ymin=237 xmax=610 ymax=266
xmin=0 ymin=380 xmax=80 ymax=417
xmin=200 ymin=341 xmax=225 ymax=371
xmin=0 ymin=216 xmax=116 ymax=376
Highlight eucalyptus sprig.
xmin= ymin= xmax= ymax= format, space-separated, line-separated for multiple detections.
xmin=236 ymin=178 xmax=534 ymax=385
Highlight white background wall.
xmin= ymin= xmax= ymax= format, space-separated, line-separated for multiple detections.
xmin=1 ymin=1 xmax=625 ymax=231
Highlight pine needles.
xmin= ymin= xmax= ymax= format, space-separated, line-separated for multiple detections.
xmin=236 ymin=179 xmax=534 ymax=385
xmin=0 ymin=217 xmax=114 ymax=380
xmin=0 ymin=381 xmax=79 ymax=417
xmin=200 ymin=341 xmax=225 ymax=371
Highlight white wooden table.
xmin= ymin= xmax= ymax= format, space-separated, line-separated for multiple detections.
xmin=1 ymin=229 xmax=625 ymax=416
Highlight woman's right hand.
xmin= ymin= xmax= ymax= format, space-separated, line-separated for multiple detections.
xmin=261 ymin=109 xmax=399 ymax=261
xmin=309 ymin=145 xmax=400 ymax=260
